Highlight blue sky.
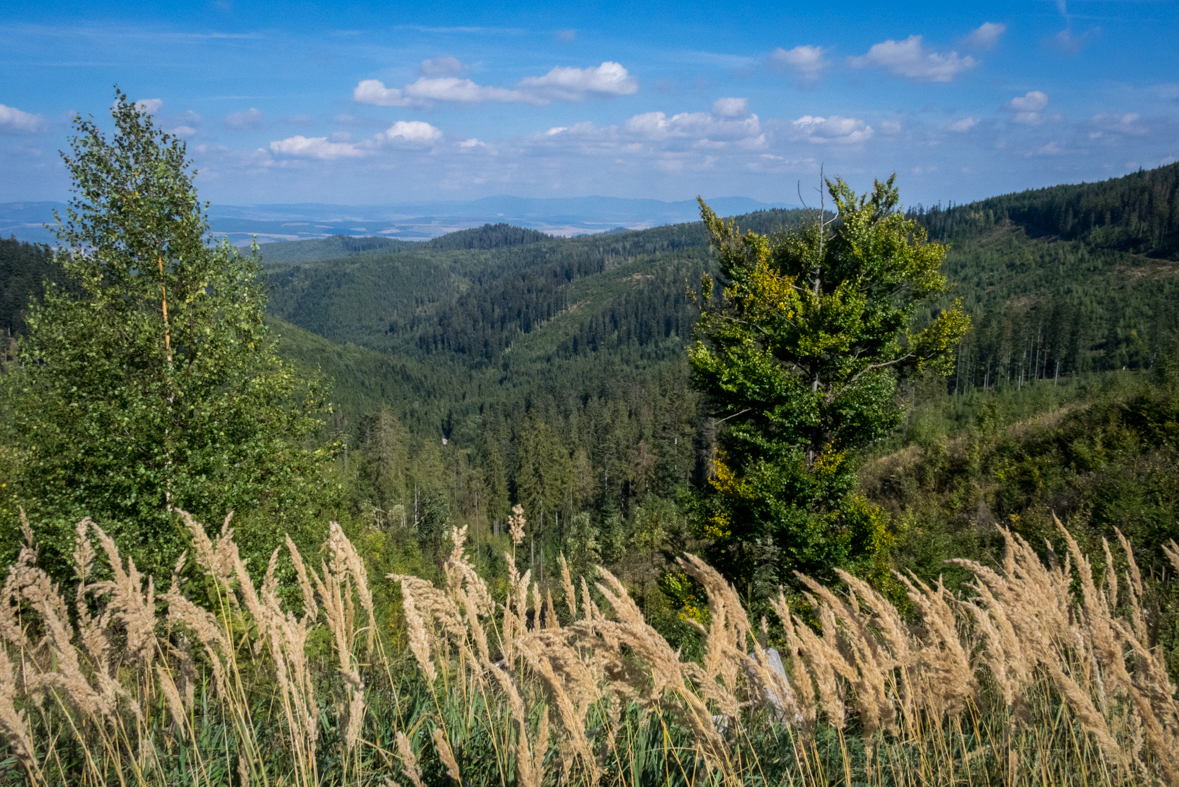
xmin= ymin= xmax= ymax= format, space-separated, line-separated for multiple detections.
xmin=2 ymin=0 xmax=1177 ymax=208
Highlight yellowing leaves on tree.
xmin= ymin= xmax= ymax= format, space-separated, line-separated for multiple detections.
xmin=688 ymin=176 xmax=971 ymax=599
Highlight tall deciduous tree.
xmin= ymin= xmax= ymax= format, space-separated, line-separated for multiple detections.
xmin=689 ymin=176 xmax=971 ymax=596
xmin=7 ymin=90 xmax=329 ymax=577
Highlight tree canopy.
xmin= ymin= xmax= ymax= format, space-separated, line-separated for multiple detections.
xmin=5 ymin=90 xmax=330 ymax=577
xmin=689 ymin=176 xmax=971 ymax=597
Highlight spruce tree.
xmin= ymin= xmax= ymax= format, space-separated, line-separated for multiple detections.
xmin=690 ymin=176 xmax=970 ymax=596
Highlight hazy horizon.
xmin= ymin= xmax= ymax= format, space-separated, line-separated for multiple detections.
xmin=0 ymin=193 xmax=800 ymax=245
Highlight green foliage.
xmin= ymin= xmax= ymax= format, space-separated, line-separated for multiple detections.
xmin=514 ymin=412 xmax=574 ymax=531
xmin=564 ymin=510 xmax=601 ymax=577
xmin=871 ymin=368 xmax=1179 ymax=577
xmin=2 ymin=90 xmax=330 ymax=578
xmin=930 ymin=228 xmax=1179 ymax=392
xmin=689 ymin=177 xmax=970 ymax=595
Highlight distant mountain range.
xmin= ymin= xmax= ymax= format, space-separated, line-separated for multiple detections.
xmin=0 ymin=195 xmax=795 ymax=246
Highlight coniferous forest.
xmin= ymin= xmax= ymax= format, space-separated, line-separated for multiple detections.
xmin=1 ymin=99 xmax=1179 ymax=786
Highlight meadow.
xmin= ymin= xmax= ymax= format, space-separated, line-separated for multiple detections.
xmin=0 ymin=505 xmax=1175 ymax=786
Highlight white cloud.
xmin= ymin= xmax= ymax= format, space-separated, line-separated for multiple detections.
xmin=269 ymin=135 xmax=366 ymax=159
xmin=517 ymin=61 xmax=638 ymax=101
xmin=1010 ymin=91 xmax=1049 ymax=112
xmin=947 ymin=117 xmax=979 ymax=132
xmin=267 ymin=118 xmax=443 ymax=162
xmin=1051 ymin=26 xmax=1098 ymax=55
xmin=624 ymin=109 xmax=760 ymax=142
xmin=1087 ymin=113 xmax=1148 ymax=139
xmin=964 ymin=22 xmax=1006 ymax=50
xmin=459 ymin=137 xmax=487 ymax=149
xmin=135 ymin=98 xmax=163 ymax=114
xmin=354 ymin=61 xmax=638 ymax=108
xmin=0 ymin=103 xmax=49 ymax=134
xmin=526 ymin=101 xmax=767 ymax=160
xmin=1155 ymin=84 xmax=1179 ymax=103
xmin=168 ymin=125 xmax=197 ymax=137
xmin=403 ymin=77 xmax=525 ymax=104
xmin=1095 ymin=112 xmax=1141 ymax=127
xmin=879 ymin=119 xmax=903 ymax=134
xmin=711 ymin=97 xmax=748 ymax=118
xmin=419 ymin=55 xmax=465 ymax=77
xmin=354 ymin=79 xmax=415 ymax=107
xmin=374 ymin=120 xmax=443 ymax=146
xmin=850 ymin=35 xmax=977 ymax=83
xmin=791 ymin=115 xmax=874 ymax=144
xmin=766 ymin=45 xmax=828 ymax=79
xmin=225 ymin=107 xmax=264 ymax=130
xmin=1008 ymin=91 xmax=1049 ymax=124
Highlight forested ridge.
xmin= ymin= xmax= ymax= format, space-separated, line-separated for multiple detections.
xmin=4 ymin=165 xmax=1179 ymax=595
xmin=913 ymin=160 xmax=1179 ymax=257
xmin=261 ymin=166 xmax=1179 ymax=430
xmin=262 ymin=168 xmax=1175 ymax=587
xmin=258 ymin=222 xmax=555 ymax=264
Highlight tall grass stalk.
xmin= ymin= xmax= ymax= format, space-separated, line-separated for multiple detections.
xmin=0 ymin=508 xmax=1176 ymax=786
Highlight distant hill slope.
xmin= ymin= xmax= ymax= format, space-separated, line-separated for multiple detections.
xmin=0 ymin=236 xmax=71 ymax=335
xmin=259 ymin=223 xmax=554 ymax=265
xmin=911 ymin=164 xmax=1179 ymax=390
xmin=423 ymin=223 xmax=550 ymax=251
xmin=258 ymin=235 xmax=415 ymax=265
xmin=263 ymin=207 xmax=814 ymax=358
xmin=267 ymin=316 xmax=453 ymax=430
xmin=916 ymin=161 xmax=1179 ymax=259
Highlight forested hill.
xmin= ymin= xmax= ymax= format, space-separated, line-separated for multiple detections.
xmin=0 ymin=236 xmax=67 ymax=336
xmin=907 ymin=164 xmax=1179 ymax=394
xmin=259 ymin=222 xmax=555 ymax=264
xmin=424 ymin=223 xmax=550 ymax=251
xmin=258 ymin=235 xmax=415 ymax=264
xmin=263 ymin=206 xmax=813 ymax=361
xmin=258 ymin=168 xmax=1179 ymax=449
xmin=914 ymin=161 xmax=1179 ymax=259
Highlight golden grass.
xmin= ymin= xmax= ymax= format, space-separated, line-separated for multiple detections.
xmin=0 ymin=508 xmax=1176 ymax=786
